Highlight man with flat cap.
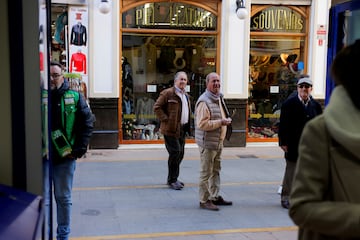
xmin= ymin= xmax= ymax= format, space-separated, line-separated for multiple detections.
xmin=278 ymin=77 xmax=323 ymax=209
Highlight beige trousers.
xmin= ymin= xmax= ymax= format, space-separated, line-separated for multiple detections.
xmin=198 ymin=144 xmax=223 ymax=203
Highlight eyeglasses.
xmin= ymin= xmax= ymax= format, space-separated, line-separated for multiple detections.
xmin=298 ymin=84 xmax=311 ymax=89
xmin=50 ymin=74 xmax=62 ymax=79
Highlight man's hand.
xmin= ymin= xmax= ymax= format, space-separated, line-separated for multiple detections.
xmin=221 ymin=117 xmax=232 ymax=126
xmin=280 ymin=145 xmax=288 ymax=152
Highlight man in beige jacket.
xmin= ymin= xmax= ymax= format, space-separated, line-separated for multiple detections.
xmin=195 ymin=72 xmax=232 ymax=211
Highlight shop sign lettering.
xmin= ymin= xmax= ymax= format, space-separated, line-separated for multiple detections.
xmin=133 ymin=4 xmax=215 ymax=29
xmin=251 ymin=7 xmax=304 ymax=32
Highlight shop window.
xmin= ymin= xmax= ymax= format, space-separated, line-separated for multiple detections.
xmin=51 ymin=4 xmax=89 ymax=101
xmin=121 ymin=2 xmax=219 ymax=142
xmin=248 ymin=5 xmax=308 ymax=141
xmin=248 ymin=35 xmax=306 ymax=140
xmin=121 ymin=34 xmax=217 ymax=141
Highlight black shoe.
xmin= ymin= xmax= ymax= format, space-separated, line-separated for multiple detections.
xmin=213 ymin=196 xmax=232 ymax=206
xmin=176 ymin=180 xmax=184 ymax=188
xmin=281 ymin=200 xmax=290 ymax=209
xmin=200 ymin=200 xmax=219 ymax=211
xmin=168 ymin=182 xmax=182 ymax=190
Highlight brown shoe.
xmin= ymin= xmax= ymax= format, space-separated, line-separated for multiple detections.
xmin=200 ymin=200 xmax=219 ymax=211
xmin=213 ymin=196 xmax=232 ymax=206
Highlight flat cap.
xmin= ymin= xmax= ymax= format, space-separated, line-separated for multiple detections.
xmin=297 ymin=77 xmax=312 ymax=85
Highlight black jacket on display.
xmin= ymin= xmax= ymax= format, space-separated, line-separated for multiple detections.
xmin=71 ymin=23 xmax=87 ymax=46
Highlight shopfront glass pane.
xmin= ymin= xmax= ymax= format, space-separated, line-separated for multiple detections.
xmin=346 ymin=8 xmax=360 ymax=45
xmin=122 ymin=34 xmax=216 ymax=140
xmin=248 ymin=35 xmax=305 ymax=139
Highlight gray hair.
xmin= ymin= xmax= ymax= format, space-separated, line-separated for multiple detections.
xmin=174 ymin=71 xmax=187 ymax=81
xmin=205 ymin=72 xmax=219 ymax=84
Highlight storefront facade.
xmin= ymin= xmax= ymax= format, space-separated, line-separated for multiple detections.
xmin=248 ymin=5 xmax=309 ymax=142
xmin=50 ymin=0 xmax=90 ymax=99
xmin=85 ymin=0 xmax=330 ymax=148
xmin=119 ymin=1 xmax=220 ymax=143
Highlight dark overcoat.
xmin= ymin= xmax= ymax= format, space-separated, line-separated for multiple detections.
xmin=278 ymin=94 xmax=322 ymax=161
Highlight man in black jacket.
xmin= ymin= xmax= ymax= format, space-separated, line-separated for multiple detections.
xmin=278 ymin=77 xmax=322 ymax=209
xmin=47 ymin=61 xmax=94 ymax=240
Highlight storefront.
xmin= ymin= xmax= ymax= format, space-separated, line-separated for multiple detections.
xmin=51 ymin=0 xmax=89 ymax=100
xmin=119 ymin=1 xmax=220 ymax=143
xmin=86 ymin=0 xmax=329 ymax=148
xmin=247 ymin=5 xmax=309 ymax=142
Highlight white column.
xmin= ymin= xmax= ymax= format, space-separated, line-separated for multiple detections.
xmin=221 ymin=0 xmax=250 ymax=99
xmin=89 ymin=0 xmax=119 ymax=98
xmin=308 ymin=0 xmax=331 ymax=99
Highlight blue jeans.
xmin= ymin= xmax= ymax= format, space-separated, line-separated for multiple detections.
xmin=44 ymin=159 xmax=76 ymax=240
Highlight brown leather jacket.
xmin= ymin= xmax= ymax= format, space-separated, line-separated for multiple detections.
xmin=154 ymin=87 xmax=191 ymax=138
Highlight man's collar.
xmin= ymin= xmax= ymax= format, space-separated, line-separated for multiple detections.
xmin=175 ymin=86 xmax=185 ymax=94
xmin=298 ymin=95 xmax=310 ymax=101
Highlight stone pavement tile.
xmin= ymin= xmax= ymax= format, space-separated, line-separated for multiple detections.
xmin=81 ymin=146 xmax=284 ymax=163
xmin=243 ymin=232 xmax=281 ymax=240
xmin=237 ymin=229 xmax=297 ymax=240
xmin=145 ymin=236 xmax=217 ymax=240
xmin=213 ymin=233 xmax=249 ymax=240
xmin=272 ymin=230 xmax=298 ymax=240
xmin=69 ymin=146 xmax=294 ymax=240
xmin=107 ymin=231 xmax=297 ymax=240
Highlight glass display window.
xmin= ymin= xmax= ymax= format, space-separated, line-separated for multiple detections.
xmin=248 ymin=35 xmax=306 ymax=140
xmin=248 ymin=5 xmax=308 ymax=141
xmin=326 ymin=2 xmax=360 ymax=104
xmin=121 ymin=34 xmax=217 ymax=141
xmin=120 ymin=1 xmax=220 ymax=143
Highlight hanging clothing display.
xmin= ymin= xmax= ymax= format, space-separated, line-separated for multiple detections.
xmin=157 ymin=46 xmax=176 ymax=73
xmin=70 ymin=51 xmax=87 ymax=74
xmin=136 ymin=97 xmax=155 ymax=124
xmin=70 ymin=22 xmax=87 ymax=46
xmin=54 ymin=12 xmax=67 ymax=44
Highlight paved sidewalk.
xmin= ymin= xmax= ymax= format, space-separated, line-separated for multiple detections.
xmin=67 ymin=145 xmax=298 ymax=240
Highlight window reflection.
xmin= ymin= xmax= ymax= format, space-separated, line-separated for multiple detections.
xmin=121 ymin=34 xmax=217 ymax=141
xmin=248 ymin=36 xmax=305 ymax=139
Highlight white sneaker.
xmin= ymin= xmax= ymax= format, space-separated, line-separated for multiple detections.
xmin=277 ymin=185 xmax=282 ymax=195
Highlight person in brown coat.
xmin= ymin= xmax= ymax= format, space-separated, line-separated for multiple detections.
xmin=154 ymin=71 xmax=191 ymax=190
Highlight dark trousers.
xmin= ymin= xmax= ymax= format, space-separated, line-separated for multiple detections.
xmin=164 ymin=130 xmax=186 ymax=184
xmin=281 ymin=160 xmax=296 ymax=202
